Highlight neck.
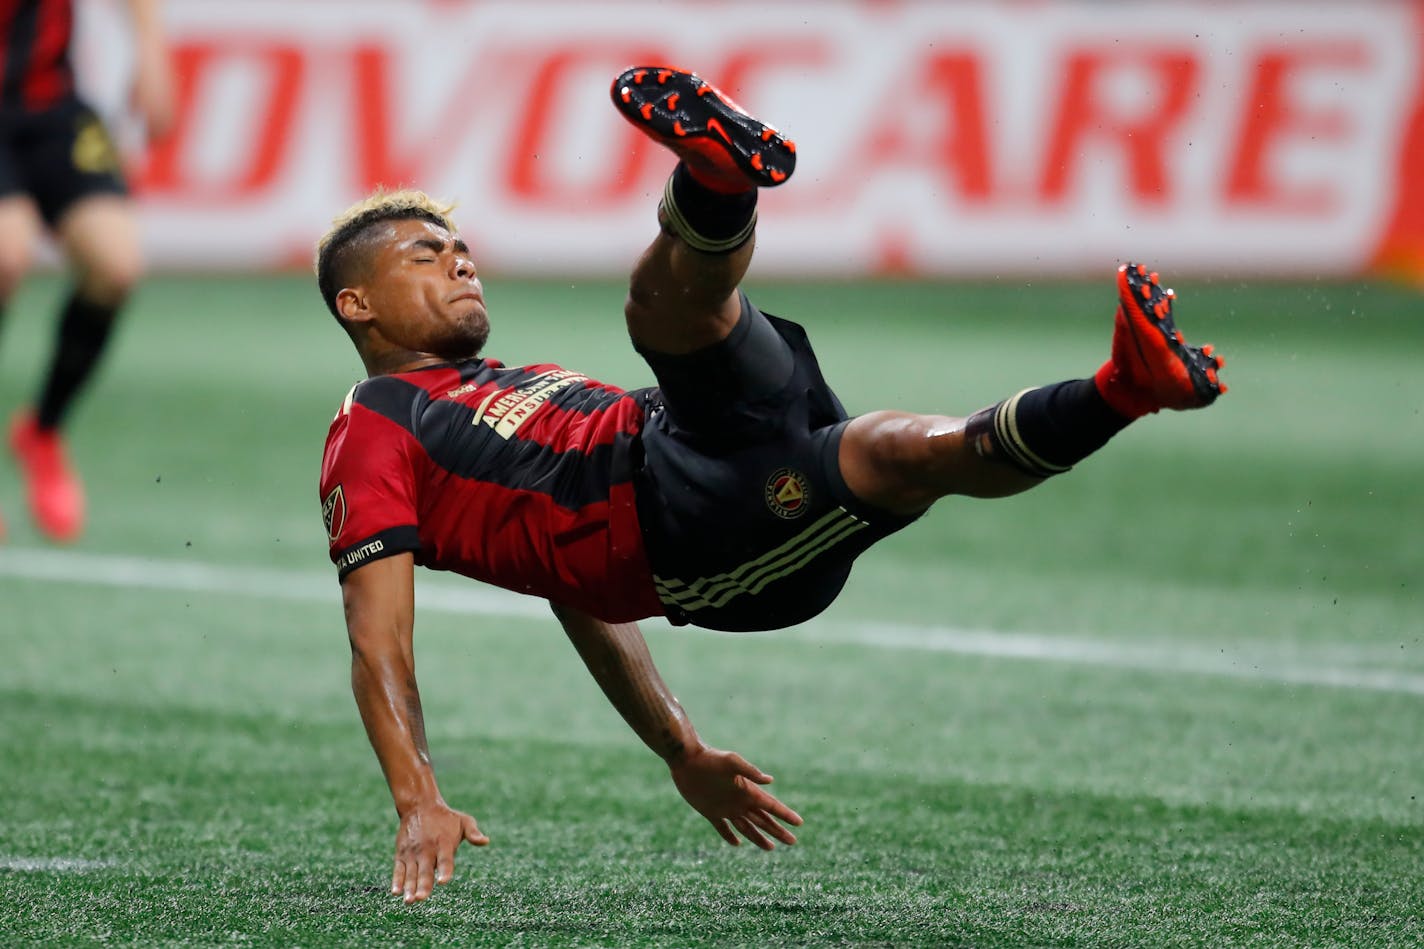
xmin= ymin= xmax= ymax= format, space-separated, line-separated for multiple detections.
xmin=363 ymin=350 xmax=456 ymax=377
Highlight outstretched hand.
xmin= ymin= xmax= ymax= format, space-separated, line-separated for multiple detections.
xmin=391 ymin=800 xmax=489 ymax=904
xmin=669 ymin=746 xmax=803 ymax=850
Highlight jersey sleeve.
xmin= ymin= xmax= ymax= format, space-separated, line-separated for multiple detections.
xmin=319 ymin=387 xmax=423 ymax=579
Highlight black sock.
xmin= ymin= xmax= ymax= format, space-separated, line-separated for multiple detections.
xmin=659 ymin=163 xmax=758 ymax=253
xmin=36 ymin=292 xmax=120 ymax=430
xmin=964 ymin=379 xmax=1130 ymax=478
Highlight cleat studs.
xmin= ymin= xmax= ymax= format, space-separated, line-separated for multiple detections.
xmin=640 ymin=102 xmax=654 ymax=120
xmin=1202 ymin=344 xmax=1214 ymax=357
xmin=657 ymin=69 xmax=672 ymax=83
xmin=620 ymin=88 xmax=632 ymax=103
xmin=1175 ymin=331 xmax=1186 ymax=344
xmin=672 ymin=121 xmax=686 ymax=136
xmin=1206 ymin=368 xmax=1218 ymax=384
xmin=665 ymin=93 xmax=680 ymax=110
xmin=1149 ymin=271 xmax=1159 ymax=285
xmin=1165 ymin=288 xmax=1175 ymax=297
xmin=784 ymin=140 xmax=797 ymax=153
xmin=1140 ymin=284 xmax=1152 ymax=300
xmin=761 ymin=128 xmax=774 ymax=141
xmin=1136 ymin=263 xmax=1147 ymax=277
xmin=1215 ymin=355 xmax=1226 ymax=368
xmin=1219 ymin=383 xmax=1229 ymax=394
xmin=633 ymin=69 xmax=647 ymax=84
xmin=696 ymin=84 xmax=712 ymax=96
xmin=750 ymin=153 xmax=764 ymax=170
xmin=769 ymin=168 xmax=787 ymax=183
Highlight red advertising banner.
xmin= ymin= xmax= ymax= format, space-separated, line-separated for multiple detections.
xmin=80 ymin=0 xmax=1424 ymax=278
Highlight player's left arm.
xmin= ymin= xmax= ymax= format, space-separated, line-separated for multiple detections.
xmin=123 ymin=0 xmax=176 ymax=140
xmin=550 ymin=603 xmax=803 ymax=850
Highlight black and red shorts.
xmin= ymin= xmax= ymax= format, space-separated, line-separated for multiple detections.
xmin=0 ymin=97 xmax=127 ymax=225
xmin=634 ymin=293 xmax=920 ymax=632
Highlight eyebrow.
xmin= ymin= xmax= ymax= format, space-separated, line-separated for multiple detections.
xmin=410 ymin=236 xmax=470 ymax=255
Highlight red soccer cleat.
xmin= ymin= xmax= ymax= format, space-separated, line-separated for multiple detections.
xmin=611 ymin=65 xmax=796 ymax=193
xmin=1094 ymin=263 xmax=1226 ymax=419
xmin=9 ymin=410 xmax=85 ymax=542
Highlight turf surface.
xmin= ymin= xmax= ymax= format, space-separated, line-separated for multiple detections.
xmin=1 ymin=272 xmax=1421 ymax=946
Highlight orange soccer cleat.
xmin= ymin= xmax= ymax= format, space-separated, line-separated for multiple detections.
xmin=611 ymin=65 xmax=797 ymax=193
xmin=9 ymin=410 xmax=85 ymax=542
xmin=1094 ymin=263 xmax=1227 ymax=419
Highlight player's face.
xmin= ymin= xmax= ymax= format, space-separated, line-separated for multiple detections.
xmin=364 ymin=219 xmax=490 ymax=358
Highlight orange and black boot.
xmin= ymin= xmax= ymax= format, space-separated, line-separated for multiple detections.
xmin=1095 ymin=263 xmax=1227 ymax=418
xmin=611 ymin=65 xmax=796 ymax=193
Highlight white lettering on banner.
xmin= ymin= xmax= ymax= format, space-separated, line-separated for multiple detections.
xmin=129 ymin=1 xmax=1420 ymax=276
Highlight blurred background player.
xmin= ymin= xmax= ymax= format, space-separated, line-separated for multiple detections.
xmin=0 ymin=0 xmax=174 ymax=541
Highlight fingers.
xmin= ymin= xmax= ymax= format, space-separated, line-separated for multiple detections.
xmin=751 ymin=787 xmax=804 ymax=827
xmin=390 ymin=807 xmax=489 ymax=904
xmin=435 ymin=845 xmax=454 ymax=888
xmin=464 ymin=816 xmax=490 ymax=847
xmin=425 ymin=817 xmax=488 ymax=891
xmin=748 ymin=808 xmax=798 ymax=847
xmin=707 ymin=816 xmax=740 ymax=847
xmin=407 ymin=854 xmax=436 ymax=904
xmin=397 ymin=843 xmax=470 ymax=903
xmin=731 ymin=816 xmax=774 ymax=851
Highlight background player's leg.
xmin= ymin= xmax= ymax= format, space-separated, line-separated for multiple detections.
xmin=0 ymin=195 xmax=42 ymax=319
xmin=38 ymin=193 xmax=142 ymax=429
xmin=0 ymin=195 xmax=42 ymax=539
xmin=9 ymin=194 xmax=142 ymax=541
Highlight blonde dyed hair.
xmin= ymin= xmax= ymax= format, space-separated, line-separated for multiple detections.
xmin=314 ymin=188 xmax=459 ymax=319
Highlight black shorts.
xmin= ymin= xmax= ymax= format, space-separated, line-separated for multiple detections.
xmin=634 ymin=294 xmax=921 ymax=632
xmin=0 ymin=97 xmax=127 ymax=225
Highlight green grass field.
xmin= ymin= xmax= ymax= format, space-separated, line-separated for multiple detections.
xmin=1 ymin=271 xmax=1421 ymax=947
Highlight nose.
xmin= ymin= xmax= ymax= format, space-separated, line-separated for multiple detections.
xmin=453 ymin=255 xmax=475 ymax=280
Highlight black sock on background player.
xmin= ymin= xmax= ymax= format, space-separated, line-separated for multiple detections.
xmin=36 ymin=291 xmax=120 ymax=430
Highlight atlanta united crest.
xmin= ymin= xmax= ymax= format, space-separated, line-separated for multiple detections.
xmin=765 ymin=467 xmax=810 ymax=520
xmin=322 ymin=484 xmax=347 ymax=541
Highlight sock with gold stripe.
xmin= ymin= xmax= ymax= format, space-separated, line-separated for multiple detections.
xmin=659 ymin=162 xmax=757 ymax=253
xmin=964 ymin=379 xmax=1130 ymax=478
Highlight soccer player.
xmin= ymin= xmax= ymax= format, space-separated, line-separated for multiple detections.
xmin=0 ymin=0 xmax=174 ymax=541
xmin=316 ymin=66 xmax=1226 ymax=904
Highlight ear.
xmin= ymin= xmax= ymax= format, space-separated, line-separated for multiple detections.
xmin=336 ymin=287 xmax=373 ymax=324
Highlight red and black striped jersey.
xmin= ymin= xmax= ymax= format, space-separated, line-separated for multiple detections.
xmin=0 ymin=0 xmax=74 ymax=111
xmin=319 ymin=358 xmax=665 ymax=623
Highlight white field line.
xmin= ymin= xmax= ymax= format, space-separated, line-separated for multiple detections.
xmin=0 ymin=856 xmax=115 ymax=872
xmin=1 ymin=547 xmax=1421 ymax=696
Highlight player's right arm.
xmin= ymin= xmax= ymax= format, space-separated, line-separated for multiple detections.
xmin=342 ymin=554 xmax=489 ymax=904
